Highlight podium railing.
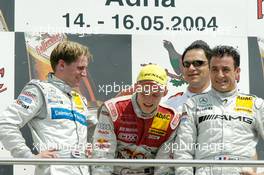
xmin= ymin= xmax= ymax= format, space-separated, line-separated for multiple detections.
xmin=0 ymin=159 xmax=264 ymax=167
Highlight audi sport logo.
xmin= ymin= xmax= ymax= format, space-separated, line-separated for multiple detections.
xmin=118 ymin=133 xmax=138 ymax=142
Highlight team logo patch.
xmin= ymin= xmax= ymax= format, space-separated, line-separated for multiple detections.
xmin=47 ymin=93 xmax=63 ymax=104
xmin=21 ymin=91 xmax=36 ymax=99
xmin=98 ymin=130 xmax=110 ymax=135
xmin=118 ymin=148 xmax=146 ymax=159
xmin=147 ymin=134 xmax=160 ymax=140
xmin=97 ymin=122 xmax=112 ymax=130
xmin=16 ymin=99 xmax=30 ymax=109
xmin=95 ymin=138 xmax=110 ymax=150
xmin=117 ymin=133 xmax=138 ymax=142
xmin=107 ymin=102 xmax=118 ymax=121
xmin=51 ymin=107 xmax=87 ymax=126
xmin=150 ymin=112 xmax=170 ymax=130
xmin=170 ymin=114 xmax=180 ymax=129
xmin=18 ymin=95 xmax=33 ymax=104
xmin=148 ymin=128 xmax=166 ymax=136
xmin=234 ymin=96 xmax=253 ymax=114
xmin=215 ymin=155 xmax=239 ymax=160
xmin=71 ymin=91 xmax=84 ymax=111
xmin=199 ymin=97 xmax=208 ymax=105
xmin=180 ymin=112 xmax=189 ymax=124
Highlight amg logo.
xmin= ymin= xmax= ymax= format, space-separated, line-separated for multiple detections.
xmin=198 ymin=114 xmax=253 ymax=124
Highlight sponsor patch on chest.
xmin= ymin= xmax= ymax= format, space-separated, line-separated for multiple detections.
xmin=148 ymin=112 xmax=171 ymax=136
xmin=71 ymin=91 xmax=84 ymax=111
xmin=234 ymin=96 xmax=253 ymax=115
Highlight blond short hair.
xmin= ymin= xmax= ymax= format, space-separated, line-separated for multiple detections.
xmin=50 ymin=41 xmax=92 ymax=71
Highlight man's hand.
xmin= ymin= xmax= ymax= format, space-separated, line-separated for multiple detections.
xmin=240 ymin=169 xmax=264 ymax=175
xmin=240 ymin=172 xmax=257 ymax=175
xmin=35 ymin=149 xmax=58 ymax=158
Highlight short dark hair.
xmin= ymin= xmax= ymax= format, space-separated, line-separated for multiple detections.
xmin=211 ymin=45 xmax=240 ymax=68
xmin=50 ymin=41 xmax=92 ymax=71
xmin=182 ymin=40 xmax=212 ymax=62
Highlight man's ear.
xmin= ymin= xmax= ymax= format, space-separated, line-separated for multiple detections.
xmin=163 ymin=87 xmax=168 ymax=97
xmin=235 ymin=67 xmax=241 ymax=82
xmin=58 ymin=59 xmax=65 ymax=71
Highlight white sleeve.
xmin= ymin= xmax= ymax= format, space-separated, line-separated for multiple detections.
xmin=91 ymin=105 xmax=117 ymax=175
xmin=154 ymin=130 xmax=177 ymax=175
xmin=254 ymin=97 xmax=264 ymax=142
xmin=0 ymin=84 xmax=43 ymax=158
xmin=174 ymin=99 xmax=197 ymax=175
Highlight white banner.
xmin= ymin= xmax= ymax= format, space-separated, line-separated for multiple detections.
xmin=0 ymin=32 xmax=14 ymax=159
xmin=15 ymin=0 xmax=247 ymax=35
xmin=0 ymin=32 xmax=14 ymax=111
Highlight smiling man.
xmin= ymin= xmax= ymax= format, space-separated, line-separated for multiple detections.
xmin=92 ymin=64 xmax=180 ymax=175
xmin=166 ymin=40 xmax=212 ymax=112
xmin=0 ymin=41 xmax=97 ymax=175
xmin=174 ymin=45 xmax=264 ymax=175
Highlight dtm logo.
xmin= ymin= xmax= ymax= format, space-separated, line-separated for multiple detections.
xmin=257 ymin=0 xmax=263 ymax=19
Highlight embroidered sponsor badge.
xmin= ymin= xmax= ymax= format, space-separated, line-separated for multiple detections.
xmin=71 ymin=150 xmax=81 ymax=159
xmin=95 ymin=138 xmax=110 ymax=149
xmin=105 ymin=102 xmax=118 ymax=121
xmin=97 ymin=122 xmax=112 ymax=130
xmin=147 ymin=134 xmax=160 ymax=140
xmin=150 ymin=112 xmax=170 ymax=130
xmin=148 ymin=128 xmax=166 ymax=136
xmin=47 ymin=90 xmax=63 ymax=104
xmin=180 ymin=112 xmax=189 ymax=124
xmin=149 ymin=112 xmax=171 ymax=136
xmin=18 ymin=95 xmax=33 ymax=104
xmin=98 ymin=129 xmax=110 ymax=135
xmin=170 ymin=114 xmax=180 ymax=129
xmin=21 ymin=91 xmax=36 ymax=99
xmin=71 ymin=91 xmax=84 ymax=111
xmin=51 ymin=107 xmax=87 ymax=126
xmin=16 ymin=99 xmax=30 ymax=109
xmin=108 ymin=102 xmax=117 ymax=116
xmin=117 ymin=133 xmax=138 ymax=142
xmin=234 ymin=96 xmax=253 ymax=114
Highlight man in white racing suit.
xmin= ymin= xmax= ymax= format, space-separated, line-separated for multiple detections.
xmin=174 ymin=45 xmax=264 ymax=175
xmin=0 ymin=41 xmax=97 ymax=175
xmin=92 ymin=64 xmax=180 ymax=175
xmin=166 ymin=40 xmax=212 ymax=112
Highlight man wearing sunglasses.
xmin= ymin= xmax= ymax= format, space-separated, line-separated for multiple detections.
xmin=174 ymin=45 xmax=264 ymax=175
xmin=166 ymin=40 xmax=212 ymax=112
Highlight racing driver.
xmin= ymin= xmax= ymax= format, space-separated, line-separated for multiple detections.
xmin=0 ymin=41 xmax=98 ymax=175
xmin=92 ymin=64 xmax=180 ymax=175
xmin=174 ymin=45 xmax=264 ymax=175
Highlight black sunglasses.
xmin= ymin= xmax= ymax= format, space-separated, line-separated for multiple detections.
xmin=182 ymin=60 xmax=207 ymax=68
